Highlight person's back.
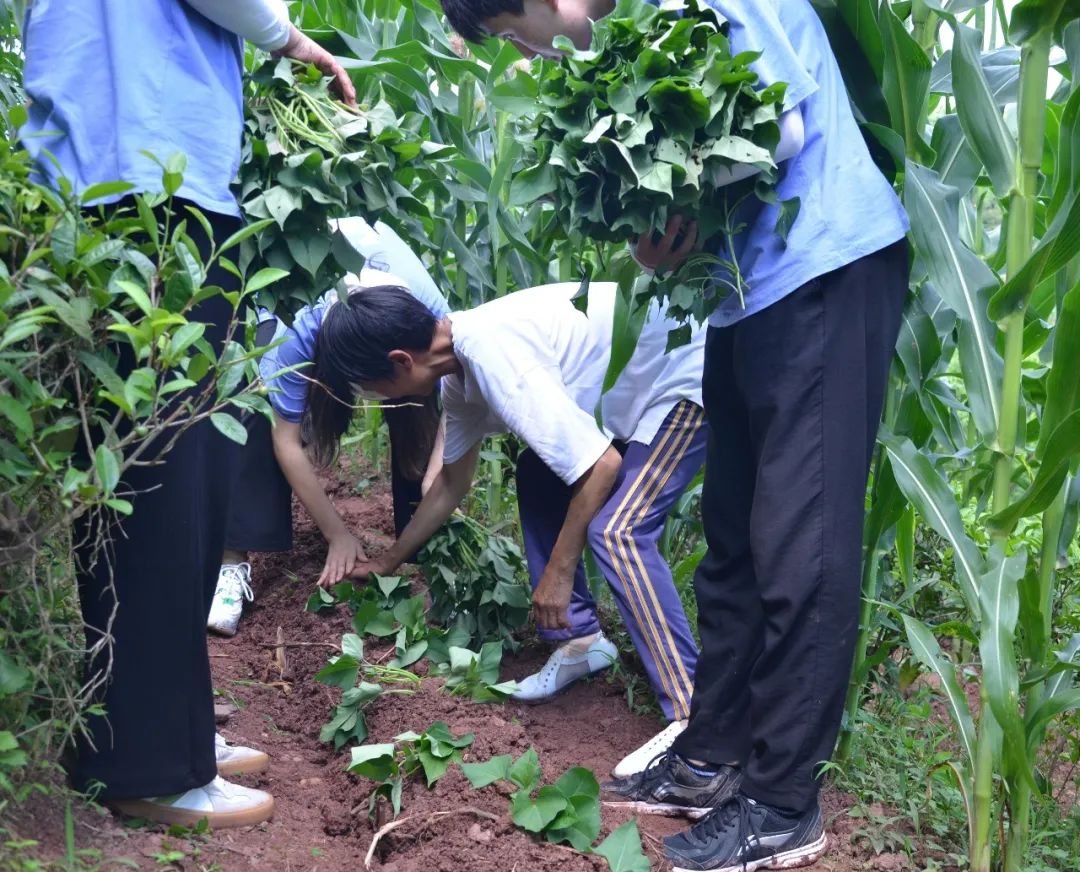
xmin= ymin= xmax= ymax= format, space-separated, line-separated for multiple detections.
xmin=445 ymin=283 xmax=704 ymax=468
xmin=22 ymin=0 xmax=244 ymax=215
xmin=705 ymin=0 xmax=908 ymax=324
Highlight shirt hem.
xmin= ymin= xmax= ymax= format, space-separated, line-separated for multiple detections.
xmin=708 ymin=227 xmax=909 ymax=328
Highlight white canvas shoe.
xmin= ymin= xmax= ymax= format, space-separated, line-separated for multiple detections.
xmin=207 ymin=563 xmax=253 ymax=637
xmin=511 ymin=633 xmax=618 ymax=704
xmin=612 ymin=719 xmax=688 ymax=778
xmin=111 ymin=775 xmax=274 ymax=829
xmin=215 ymin=732 xmax=269 ymax=777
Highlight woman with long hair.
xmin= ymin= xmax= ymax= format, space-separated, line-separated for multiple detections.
xmin=207 ymin=219 xmax=447 ymax=636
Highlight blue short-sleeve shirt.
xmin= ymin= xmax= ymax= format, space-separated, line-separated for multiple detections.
xmin=702 ymin=0 xmax=909 ymax=326
xmin=21 ymin=0 xmax=244 ymax=216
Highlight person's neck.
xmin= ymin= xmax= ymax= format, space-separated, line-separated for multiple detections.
xmin=428 ymin=318 xmax=462 ymax=378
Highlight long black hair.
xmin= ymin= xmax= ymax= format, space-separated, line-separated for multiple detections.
xmin=304 ymin=285 xmax=439 ymax=474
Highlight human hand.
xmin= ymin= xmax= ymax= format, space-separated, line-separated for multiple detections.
xmin=276 ymin=25 xmax=357 ymax=107
xmin=532 ymin=566 xmax=574 ymax=630
xmin=317 ymin=532 xmax=368 ymax=588
xmin=632 ymin=215 xmax=699 ymax=275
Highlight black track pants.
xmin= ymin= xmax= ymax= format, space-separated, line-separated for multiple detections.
xmin=671 ymin=240 xmax=909 ymax=811
xmin=71 ymin=204 xmax=241 ymax=799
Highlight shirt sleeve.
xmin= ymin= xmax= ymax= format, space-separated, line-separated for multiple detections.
xmin=458 ymin=340 xmax=613 ymax=486
xmin=441 ymin=374 xmax=494 ymax=466
xmin=262 ymin=326 xmax=312 ymax=423
xmin=182 ymin=0 xmax=291 ymax=51
xmin=705 ymin=0 xmax=818 ymax=112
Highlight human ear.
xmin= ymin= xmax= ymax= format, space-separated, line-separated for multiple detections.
xmin=388 ymin=349 xmax=413 ymax=370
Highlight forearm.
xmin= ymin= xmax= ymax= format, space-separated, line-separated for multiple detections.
xmin=548 ymin=446 xmax=622 ymax=574
xmin=380 ymin=463 xmax=473 ymax=572
xmin=182 ymin=0 xmax=291 ymax=51
xmin=273 ymin=436 xmax=349 ymax=541
xmin=421 ymin=415 xmax=446 ymax=496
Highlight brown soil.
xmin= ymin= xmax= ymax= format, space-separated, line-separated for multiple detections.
xmin=4 ymin=459 xmax=943 ymax=871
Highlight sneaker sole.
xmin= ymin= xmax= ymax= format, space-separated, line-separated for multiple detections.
xmin=217 ymin=750 xmax=270 ymax=776
xmin=207 ymin=622 xmax=238 ymax=638
xmin=111 ymin=795 xmax=274 ymax=829
xmin=602 ymin=799 xmax=715 ymax=821
xmin=671 ymin=832 xmax=828 ymax=872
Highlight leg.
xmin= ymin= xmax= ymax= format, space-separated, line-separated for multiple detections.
xmin=390 ymin=448 xmax=421 ymax=538
xmin=515 ymin=448 xmax=600 ymax=641
xmin=223 ymin=405 xmax=293 ymax=556
xmin=587 ymin=400 xmax=706 ymax=722
xmin=670 ymin=328 xmax=760 ymax=767
xmin=72 ymin=205 xmax=241 ymax=799
xmin=736 ymin=240 xmax=908 ymax=810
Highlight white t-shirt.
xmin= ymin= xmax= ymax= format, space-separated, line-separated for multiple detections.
xmin=442 ymin=283 xmax=705 ymax=485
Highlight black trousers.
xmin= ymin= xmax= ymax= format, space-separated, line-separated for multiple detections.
xmin=671 ymin=240 xmax=909 ymax=811
xmin=223 ymin=407 xmax=423 ymax=554
xmin=72 ymin=204 xmax=241 ymax=799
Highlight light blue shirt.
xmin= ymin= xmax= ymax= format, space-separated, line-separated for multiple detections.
xmin=703 ymin=0 xmax=909 ymax=326
xmin=259 ymin=221 xmax=451 ymax=423
xmin=21 ymin=0 xmax=244 ymax=216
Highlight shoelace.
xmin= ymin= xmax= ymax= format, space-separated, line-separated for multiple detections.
xmin=686 ymin=795 xmax=766 ymax=871
xmin=625 ymin=750 xmax=677 ymax=792
xmin=222 ymin=564 xmax=253 ymax=603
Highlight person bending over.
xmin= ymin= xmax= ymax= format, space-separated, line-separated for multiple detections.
xmin=309 ymin=281 xmax=707 ymax=780
xmin=207 ymin=218 xmax=448 ymax=636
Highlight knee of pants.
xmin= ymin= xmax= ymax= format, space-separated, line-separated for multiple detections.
xmin=587 ymin=513 xmax=629 ymax=562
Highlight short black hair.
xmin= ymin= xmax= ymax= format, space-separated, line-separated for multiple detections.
xmin=440 ymin=0 xmax=525 ymax=43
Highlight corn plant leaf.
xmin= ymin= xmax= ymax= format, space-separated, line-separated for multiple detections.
xmin=904 ymin=162 xmax=1002 ymax=442
xmin=988 ymin=409 xmax=1080 ymax=533
xmin=988 ymin=188 xmax=1080 ymax=321
xmin=1049 ymin=84 xmax=1080 ymax=221
xmin=879 ymin=2 xmax=933 ymax=162
xmin=949 ymin=23 xmax=1017 ymax=198
xmin=902 ymin=614 xmax=977 ymax=771
xmin=931 ymin=114 xmax=982 ymax=198
xmin=883 ymin=435 xmax=983 ymax=616
xmin=977 ymin=547 xmax=1033 ymax=790
xmin=1038 ymin=280 xmax=1080 ymax=458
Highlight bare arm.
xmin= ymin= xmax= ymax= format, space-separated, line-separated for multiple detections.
xmin=421 ymin=414 xmax=446 ymax=496
xmin=270 ymin=415 xmax=366 ymax=586
xmin=533 ymin=446 xmax=622 ymax=629
xmin=332 ymin=443 xmax=481 ymax=586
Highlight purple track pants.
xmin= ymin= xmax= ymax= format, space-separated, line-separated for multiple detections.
xmin=515 ymin=400 xmax=707 ymax=721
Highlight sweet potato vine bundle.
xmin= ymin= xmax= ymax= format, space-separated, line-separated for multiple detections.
xmin=508 ymin=0 xmax=798 ymax=333
xmin=235 ymin=58 xmax=452 ymax=314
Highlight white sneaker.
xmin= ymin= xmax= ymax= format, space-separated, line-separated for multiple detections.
xmin=215 ymin=732 xmax=269 ymax=777
xmin=511 ymin=633 xmax=618 ymax=704
xmin=612 ymin=719 xmax=688 ymax=778
xmin=207 ymin=563 xmax=253 ymax=637
xmin=111 ymin=775 xmax=274 ymax=829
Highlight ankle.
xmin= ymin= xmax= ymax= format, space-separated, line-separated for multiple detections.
xmin=561 ymin=632 xmax=600 ymax=657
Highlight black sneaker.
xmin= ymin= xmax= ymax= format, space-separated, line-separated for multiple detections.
xmin=663 ymin=793 xmax=827 ymax=872
xmin=601 ymin=752 xmax=741 ymax=819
